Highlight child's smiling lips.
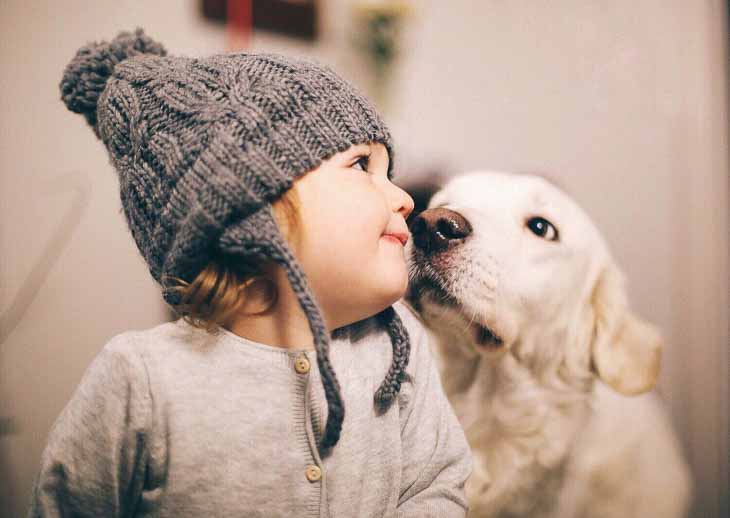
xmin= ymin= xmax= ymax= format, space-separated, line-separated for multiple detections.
xmin=382 ymin=232 xmax=410 ymax=246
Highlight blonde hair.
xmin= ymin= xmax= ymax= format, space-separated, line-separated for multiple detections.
xmin=165 ymin=186 xmax=301 ymax=333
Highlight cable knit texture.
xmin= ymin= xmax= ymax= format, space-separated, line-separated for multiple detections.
xmin=59 ymin=27 xmax=408 ymax=455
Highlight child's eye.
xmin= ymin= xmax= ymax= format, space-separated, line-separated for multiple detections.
xmin=351 ymin=155 xmax=370 ymax=173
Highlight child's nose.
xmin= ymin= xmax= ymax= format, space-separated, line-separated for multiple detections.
xmin=396 ymin=187 xmax=415 ymax=219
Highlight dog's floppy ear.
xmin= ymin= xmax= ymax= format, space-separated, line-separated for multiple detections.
xmin=589 ymin=265 xmax=662 ymax=395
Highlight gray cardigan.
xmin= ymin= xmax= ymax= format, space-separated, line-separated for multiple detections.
xmin=27 ymin=301 xmax=472 ymax=517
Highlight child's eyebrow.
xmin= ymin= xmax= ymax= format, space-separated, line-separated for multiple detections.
xmin=337 ymin=146 xmax=371 ymax=166
xmin=348 ymin=145 xmax=371 ymax=156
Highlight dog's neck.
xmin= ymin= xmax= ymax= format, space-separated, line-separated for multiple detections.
xmin=432 ymin=327 xmax=596 ymax=517
xmin=427 ymin=326 xmax=483 ymax=396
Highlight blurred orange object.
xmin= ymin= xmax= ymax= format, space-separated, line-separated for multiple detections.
xmin=226 ymin=0 xmax=252 ymax=50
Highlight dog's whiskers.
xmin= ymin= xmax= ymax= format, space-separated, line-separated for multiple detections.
xmin=455 ymin=304 xmax=477 ymax=337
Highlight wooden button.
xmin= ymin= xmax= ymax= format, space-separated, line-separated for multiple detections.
xmin=305 ymin=464 xmax=322 ymax=482
xmin=294 ymin=355 xmax=311 ymax=374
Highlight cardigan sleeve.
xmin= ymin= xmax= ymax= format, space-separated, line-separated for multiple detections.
xmin=394 ymin=304 xmax=473 ymax=517
xmin=26 ymin=334 xmax=152 ymax=518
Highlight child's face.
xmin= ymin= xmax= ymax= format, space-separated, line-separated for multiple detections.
xmin=284 ymin=142 xmax=414 ymax=329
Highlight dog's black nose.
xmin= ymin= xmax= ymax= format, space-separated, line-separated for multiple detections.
xmin=409 ymin=208 xmax=472 ymax=253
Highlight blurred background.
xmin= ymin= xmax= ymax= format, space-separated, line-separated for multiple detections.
xmin=1 ymin=1 xmax=727 ymax=516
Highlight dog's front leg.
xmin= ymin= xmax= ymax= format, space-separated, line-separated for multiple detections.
xmin=465 ymin=449 xmax=492 ymax=503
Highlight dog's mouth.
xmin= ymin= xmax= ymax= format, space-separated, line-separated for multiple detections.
xmin=472 ymin=322 xmax=504 ymax=350
xmin=406 ymin=276 xmax=505 ymax=351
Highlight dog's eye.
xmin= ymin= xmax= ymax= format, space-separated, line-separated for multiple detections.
xmin=526 ymin=216 xmax=559 ymax=241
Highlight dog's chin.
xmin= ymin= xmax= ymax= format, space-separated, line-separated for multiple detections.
xmin=405 ymin=276 xmax=508 ymax=354
xmin=405 ymin=276 xmax=458 ymax=311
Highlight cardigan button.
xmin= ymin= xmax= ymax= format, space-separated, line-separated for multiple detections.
xmin=305 ymin=464 xmax=322 ymax=482
xmin=294 ymin=355 xmax=311 ymax=374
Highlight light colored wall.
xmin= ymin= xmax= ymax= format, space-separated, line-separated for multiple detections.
xmin=0 ymin=2 xmax=225 ymax=513
xmin=1 ymin=1 xmax=726 ymax=516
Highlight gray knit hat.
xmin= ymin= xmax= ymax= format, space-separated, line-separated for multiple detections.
xmin=60 ymin=28 xmax=411 ymax=456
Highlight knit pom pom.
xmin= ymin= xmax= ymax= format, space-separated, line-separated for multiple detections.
xmin=59 ymin=27 xmax=166 ymax=131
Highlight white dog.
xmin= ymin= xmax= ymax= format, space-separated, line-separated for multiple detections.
xmin=403 ymin=171 xmax=692 ymax=518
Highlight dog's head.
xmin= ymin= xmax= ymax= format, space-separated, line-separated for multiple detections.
xmin=405 ymin=171 xmax=661 ymax=395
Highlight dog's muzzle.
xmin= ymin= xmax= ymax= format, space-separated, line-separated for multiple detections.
xmin=406 ymin=208 xmax=506 ymax=351
xmin=405 ymin=207 xmax=472 ymax=311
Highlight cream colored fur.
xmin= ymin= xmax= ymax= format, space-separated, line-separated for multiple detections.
xmin=404 ymin=171 xmax=692 ymax=518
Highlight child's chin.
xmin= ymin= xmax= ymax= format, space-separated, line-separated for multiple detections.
xmin=379 ymin=269 xmax=409 ymax=304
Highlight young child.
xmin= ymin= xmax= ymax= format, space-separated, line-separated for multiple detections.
xmin=27 ymin=28 xmax=472 ymax=517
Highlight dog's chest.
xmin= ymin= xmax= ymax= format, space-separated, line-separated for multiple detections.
xmin=449 ymin=364 xmax=591 ymax=517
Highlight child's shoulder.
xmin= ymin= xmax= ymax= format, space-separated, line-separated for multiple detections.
xmin=341 ymin=300 xmax=428 ymax=376
xmin=345 ymin=300 xmax=424 ymax=345
xmin=96 ymin=319 xmax=201 ymax=370
xmin=392 ymin=300 xmax=426 ymax=341
xmin=102 ymin=319 xmax=182 ymax=353
xmin=391 ymin=300 xmax=434 ymax=371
